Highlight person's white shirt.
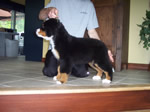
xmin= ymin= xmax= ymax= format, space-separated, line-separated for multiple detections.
xmin=45 ymin=0 xmax=99 ymax=37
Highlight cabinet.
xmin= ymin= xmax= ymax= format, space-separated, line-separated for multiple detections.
xmin=92 ymin=0 xmax=130 ymax=71
xmin=0 ymin=32 xmax=19 ymax=57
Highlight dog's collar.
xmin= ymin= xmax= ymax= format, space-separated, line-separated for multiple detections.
xmin=45 ymin=18 xmax=60 ymax=22
xmin=45 ymin=18 xmax=49 ymax=21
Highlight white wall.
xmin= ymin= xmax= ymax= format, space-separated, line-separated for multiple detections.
xmin=128 ymin=0 xmax=150 ymax=64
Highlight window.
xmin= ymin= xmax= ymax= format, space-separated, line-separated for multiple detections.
xmin=0 ymin=9 xmax=11 ymax=29
xmin=0 ymin=9 xmax=25 ymax=33
xmin=15 ymin=11 xmax=25 ymax=33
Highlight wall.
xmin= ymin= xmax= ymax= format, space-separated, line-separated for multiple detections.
xmin=128 ymin=0 xmax=150 ymax=64
xmin=24 ymin=0 xmax=44 ymax=61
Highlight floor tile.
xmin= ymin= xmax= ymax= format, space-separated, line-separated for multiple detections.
xmin=0 ymin=56 xmax=150 ymax=88
xmin=3 ymin=79 xmax=55 ymax=87
xmin=0 ymin=74 xmax=24 ymax=84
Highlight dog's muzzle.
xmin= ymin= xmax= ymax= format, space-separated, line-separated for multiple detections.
xmin=36 ymin=28 xmax=53 ymax=41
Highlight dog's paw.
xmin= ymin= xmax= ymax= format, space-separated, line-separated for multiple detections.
xmin=92 ymin=75 xmax=101 ymax=80
xmin=53 ymin=76 xmax=58 ymax=81
xmin=102 ymin=79 xmax=111 ymax=84
xmin=56 ymin=81 xmax=62 ymax=85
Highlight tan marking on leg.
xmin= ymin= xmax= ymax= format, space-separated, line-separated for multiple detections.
xmin=56 ymin=66 xmax=68 ymax=83
xmin=89 ymin=62 xmax=103 ymax=77
xmin=59 ymin=73 xmax=68 ymax=84
xmin=56 ymin=66 xmax=61 ymax=80
xmin=104 ymin=71 xmax=111 ymax=80
xmin=95 ymin=64 xmax=111 ymax=80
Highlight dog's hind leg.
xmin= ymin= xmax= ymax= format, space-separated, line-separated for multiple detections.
xmin=94 ymin=64 xmax=111 ymax=84
xmin=88 ymin=62 xmax=103 ymax=80
xmin=102 ymin=71 xmax=111 ymax=84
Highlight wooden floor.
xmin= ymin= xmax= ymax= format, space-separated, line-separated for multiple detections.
xmin=0 ymin=88 xmax=150 ymax=112
xmin=125 ymin=109 xmax=150 ymax=112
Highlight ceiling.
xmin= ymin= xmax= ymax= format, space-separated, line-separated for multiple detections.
xmin=0 ymin=0 xmax=25 ymax=12
xmin=10 ymin=0 xmax=25 ymax=5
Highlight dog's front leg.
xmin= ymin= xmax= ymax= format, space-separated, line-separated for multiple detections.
xmin=55 ymin=60 xmax=71 ymax=84
xmin=58 ymin=73 xmax=68 ymax=84
xmin=53 ymin=66 xmax=68 ymax=84
xmin=53 ymin=65 xmax=61 ymax=81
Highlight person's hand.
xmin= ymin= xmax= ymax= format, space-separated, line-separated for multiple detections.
xmin=108 ymin=50 xmax=114 ymax=62
xmin=48 ymin=7 xmax=58 ymax=18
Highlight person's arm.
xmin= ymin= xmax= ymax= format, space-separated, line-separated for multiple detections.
xmin=39 ymin=7 xmax=58 ymax=20
xmin=88 ymin=29 xmax=114 ymax=62
xmin=88 ymin=29 xmax=100 ymax=40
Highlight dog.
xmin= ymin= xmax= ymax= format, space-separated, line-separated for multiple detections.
xmin=42 ymin=49 xmax=89 ymax=78
xmin=36 ymin=18 xmax=113 ymax=84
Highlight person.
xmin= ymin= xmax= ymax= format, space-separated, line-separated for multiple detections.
xmin=39 ymin=0 xmax=114 ymax=77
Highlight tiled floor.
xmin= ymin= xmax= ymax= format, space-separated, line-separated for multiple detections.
xmin=0 ymin=56 xmax=150 ymax=88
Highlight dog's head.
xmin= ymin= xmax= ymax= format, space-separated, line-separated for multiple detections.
xmin=36 ymin=18 xmax=61 ymax=40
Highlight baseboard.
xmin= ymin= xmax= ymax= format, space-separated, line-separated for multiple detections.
xmin=126 ymin=63 xmax=150 ymax=71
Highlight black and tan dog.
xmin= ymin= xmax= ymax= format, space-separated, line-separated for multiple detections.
xmin=36 ymin=18 xmax=113 ymax=84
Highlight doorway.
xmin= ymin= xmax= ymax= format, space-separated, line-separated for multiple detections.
xmin=0 ymin=9 xmax=25 ymax=57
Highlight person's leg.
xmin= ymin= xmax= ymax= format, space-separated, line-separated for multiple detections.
xmin=43 ymin=50 xmax=58 ymax=77
xmin=71 ymin=64 xmax=89 ymax=77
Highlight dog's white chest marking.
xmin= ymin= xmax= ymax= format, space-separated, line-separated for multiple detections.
xmin=36 ymin=29 xmax=60 ymax=60
xmin=36 ymin=29 xmax=52 ymax=41
xmin=50 ymin=38 xmax=60 ymax=60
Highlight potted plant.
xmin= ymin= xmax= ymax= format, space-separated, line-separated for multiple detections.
xmin=137 ymin=10 xmax=150 ymax=50
xmin=137 ymin=10 xmax=150 ymax=71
